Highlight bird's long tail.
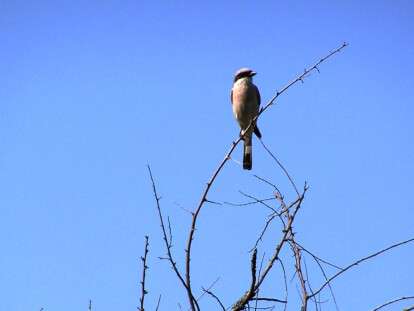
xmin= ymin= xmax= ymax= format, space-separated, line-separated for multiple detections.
xmin=243 ymin=134 xmax=253 ymax=170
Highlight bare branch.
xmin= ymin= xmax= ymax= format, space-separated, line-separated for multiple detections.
xmin=290 ymin=240 xmax=308 ymax=311
xmin=252 ymin=213 xmax=280 ymax=251
xmin=301 ymin=244 xmax=339 ymax=310
xmin=252 ymin=195 xmax=304 ymax=251
xmin=239 ymin=191 xmax=278 ymax=213
xmin=259 ymin=42 xmax=348 ymax=114
xmin=147 ymin=165 xmax=199 ymax=311
xmin=295 ymin=242 xmax=343 ymax=270
xmin=202 ymin=288 xmax=226 ymax=311
xmin=256 ymin=187 xmax=307 ymax=290
xmin=223 ymin=197 xmax=276 ymax=208
xmin=278 ymin=258 xmax=288 ymax=311
xmin=252 ymin=297 xmax=287 ymax=303
xmin=310 ymin=237 xmax=414 ymax=299
xmin=254 ymin=252 xmax=267 ymax=311
xmin=195 ymin=277 xmax=221 ymax=304
xmin=233 ymin=185 xmax=308 ymax=311
xmin=372 ymin=296 xmax=414 ymax=311
xmin=139 ymin=235 xmax=150 ymax=311
xmin=232 ymin=249 xmax=258 ymax=310
xmin=258 ymin=138 xmax=299 ymax=196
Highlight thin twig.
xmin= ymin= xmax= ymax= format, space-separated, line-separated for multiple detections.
xmin=147 ymin=165 xmax=200 ymax=311
xmin=310 ymin=238 xmax=414 ymax=299
xmin=202 ymin=288 xmax=226 ymax=311
xmin=139 ymin=236 xmax=150 ymax=311
xmin=223 ymin=197 xmax=276 ymax=207
xmin=258 ymin=138 xmax=299 ymax=196
xmin=252 ymin=298 xmax=287 ymax=303
xmin=296 ymin=241 xmax=339 ymax=310
xmin=253 ymin=175 xmax=283 ymax=196
xmin=371 ymin=296 xmax=414 ymax=311
xmin=252 ymin=195 xmax=304 ymax=251
xmin=254 ymin=252 xmax=266 ymax=311
xmin=238 ymin=191 xmax=278 ymax=213
xmin=306 ymin=247 xmax=339 ymax=310
xmin=196 ymin=277 xmax=221 ymax=303
xmin=278 ymin=258 xmax=288 ymax=311
xmin=155 ymin=295 xmax=162 ymax=311
xmin=295 ymin=242 xmax=343 ymax=270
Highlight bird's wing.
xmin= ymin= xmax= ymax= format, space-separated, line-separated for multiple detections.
xmin=254 ymin=84 xmax=261 ymax=107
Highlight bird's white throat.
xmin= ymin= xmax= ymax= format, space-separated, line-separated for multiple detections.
xmin=234 ymin=76 xmax=252 ymax=88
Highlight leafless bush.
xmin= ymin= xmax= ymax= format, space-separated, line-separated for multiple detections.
xmin=141 ymin=43 xmax=414 ymax=311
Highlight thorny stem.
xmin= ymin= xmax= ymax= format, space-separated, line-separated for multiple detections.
xmin=139 ymin=236 xmax=149 ymax=311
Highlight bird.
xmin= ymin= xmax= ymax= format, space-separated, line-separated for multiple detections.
xmin=231 ymin=67 xmax=262 ymax=170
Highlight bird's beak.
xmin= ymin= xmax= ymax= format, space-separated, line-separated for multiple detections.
xmin=250 ymin=71 xmax=257 ymax=77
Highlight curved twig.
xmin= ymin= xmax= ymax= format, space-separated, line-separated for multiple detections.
xmin=147 ymin=166 xmax=200 ymax=311
xmin=202 ymin=288 xmax=226 ymax=311
xmin=309 ymin=237 xmax=414 ymax=299
xmin=372 ymin=296 xmax=414 ymax=311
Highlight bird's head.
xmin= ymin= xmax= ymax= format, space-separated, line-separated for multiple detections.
xmin=233 ymin=68 xmax=257 ymax=82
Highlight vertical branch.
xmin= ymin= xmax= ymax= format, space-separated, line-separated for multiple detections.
xmin=278 ymin=258 xmax=289 ymax=311
xmin=139 ymin=236 xmax=150 ymax=311
xmin=291 ymin=240 xmax=308 ymax=311
xmin=232 ymin=249 xmax=258 ymax=310
xmin=185 ymin=140 xmax=241 ymax=311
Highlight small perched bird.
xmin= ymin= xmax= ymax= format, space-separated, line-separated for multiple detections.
xmin=231 ymin=68 xmax=262 ymax=170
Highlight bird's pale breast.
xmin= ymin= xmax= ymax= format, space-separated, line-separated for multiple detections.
xmin=232 ymin=78 xmax=259 ymax=130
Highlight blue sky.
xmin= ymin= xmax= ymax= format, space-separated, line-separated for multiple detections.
xmin=1 ymin=1 xmax=413 ymax=310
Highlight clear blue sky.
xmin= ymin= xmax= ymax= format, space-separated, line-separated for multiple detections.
xmin=1 ymin=1 xmax=413 ymax=310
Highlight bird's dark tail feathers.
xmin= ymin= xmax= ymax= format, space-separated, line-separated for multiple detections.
xmin=243 ymin=135 xmax=253 ymax=170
